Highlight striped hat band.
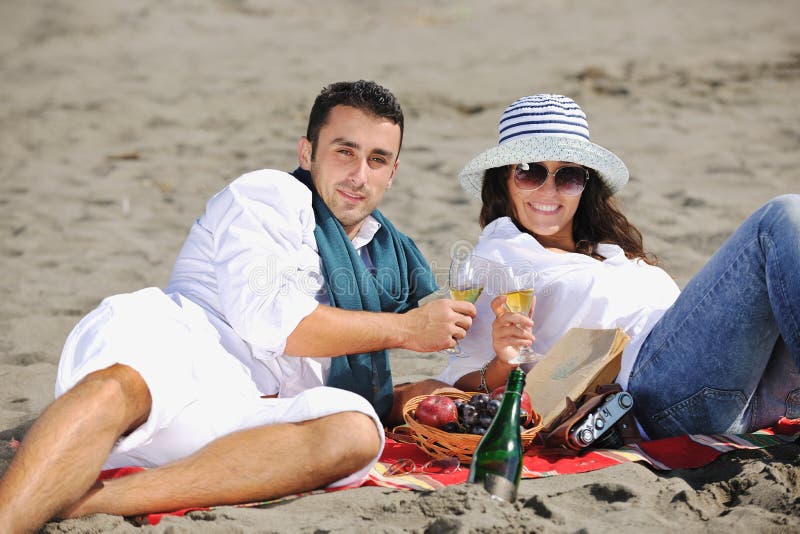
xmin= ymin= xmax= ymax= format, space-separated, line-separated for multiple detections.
xmin=498 ymin=94 xmax=590 ymax=144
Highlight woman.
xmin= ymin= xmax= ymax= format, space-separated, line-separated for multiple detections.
xmin=439 ymin=93 xmax=800 ymax=438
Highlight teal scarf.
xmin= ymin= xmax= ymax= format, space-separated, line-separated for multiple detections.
xmin=293 ymin=168 xmax=437 ymax=423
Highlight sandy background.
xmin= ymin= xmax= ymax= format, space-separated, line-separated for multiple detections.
xmin=1 ymin=0 xmax=799 ymax=531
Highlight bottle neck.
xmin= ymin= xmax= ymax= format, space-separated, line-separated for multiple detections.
xmin=495 ymin=368 xmax=525 ymax=421
xmin=505 ymin=368 xmax=525 ymax=394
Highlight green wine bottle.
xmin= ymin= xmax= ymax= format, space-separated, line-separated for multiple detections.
xmin=468 ymin=367 xmax=525 ymax=502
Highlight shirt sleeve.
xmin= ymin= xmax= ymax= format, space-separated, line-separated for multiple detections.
xmin=201 ymin=169 xmax=323 ymax=358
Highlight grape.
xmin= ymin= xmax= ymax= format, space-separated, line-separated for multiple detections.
xmin=519 ymin=409 xmax=529 ymax=427
xmin=452 ymin=393 xmax=529 ymax=435
xmin=442 ymin=421 xmax=460 ymax=433
xmin=461 ymin=404 xmax=479 ymax=426
xmin=469 ymin=393 xmax=489 ymax=410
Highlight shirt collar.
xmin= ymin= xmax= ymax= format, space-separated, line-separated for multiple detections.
xmin=486 ymin=217 xmax=626 ymax=262
xmin=351 ymin=215 xmax=382 ymax=250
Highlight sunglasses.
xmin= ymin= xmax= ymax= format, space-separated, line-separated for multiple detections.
xmin=384 ymin=455 xmax=461 ymax=476
xmin=513 ymin=163 xmax=589 ymax=196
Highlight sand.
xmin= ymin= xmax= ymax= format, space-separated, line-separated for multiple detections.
xmin=1 ymin=0 xmax=799 ymax=531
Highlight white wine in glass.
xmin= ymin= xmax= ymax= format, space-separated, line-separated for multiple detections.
xmin=498 ymin=266 xmax=544 ymax=366
xmin=503 ymin=288 xmax=534 ymax=314
xmin=450 ymin=286 xmax=484 ymax=304
xmin=442 ymin=254 xmax=486 ymax=357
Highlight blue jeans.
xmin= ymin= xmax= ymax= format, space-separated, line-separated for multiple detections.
xmin=628 ymin=194 xmax=800 ymax=438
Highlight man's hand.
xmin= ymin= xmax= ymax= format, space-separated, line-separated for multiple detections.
xmin=490 ymin=295 xmax=535 ymax=364
xmin=399 ymin=299 xmax=476 ymax=352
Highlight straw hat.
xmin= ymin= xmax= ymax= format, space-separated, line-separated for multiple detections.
xmin=458 ymin=94 xmax=629 ymax=198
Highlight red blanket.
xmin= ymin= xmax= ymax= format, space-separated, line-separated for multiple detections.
xmin=100 ymin=418 xmax=800 ymax=525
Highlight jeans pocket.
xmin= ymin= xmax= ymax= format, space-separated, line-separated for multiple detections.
xmin=786 ymin=389 xmax=800 ymax=419
xmin=648 ymin=387 xmax=747 ymax=437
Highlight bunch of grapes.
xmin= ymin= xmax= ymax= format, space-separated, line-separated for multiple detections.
xmin=440 ymin=393 xmax=529 ymax=435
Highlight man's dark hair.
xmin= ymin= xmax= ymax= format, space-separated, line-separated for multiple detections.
xmin=306 ymin=80 xmax=404 ymax=156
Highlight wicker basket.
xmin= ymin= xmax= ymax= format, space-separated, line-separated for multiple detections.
xmin=399 ymin=391 xmax=543 ymax=463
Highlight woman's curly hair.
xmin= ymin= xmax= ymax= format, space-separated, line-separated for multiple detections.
xmin=479 ymin=165 xmax=656 ymax=264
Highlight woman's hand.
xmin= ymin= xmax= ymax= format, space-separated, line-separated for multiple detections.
xmin=490 ymin=294 xmax=535 ymax=364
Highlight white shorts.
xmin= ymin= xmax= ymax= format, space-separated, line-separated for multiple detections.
xmin=56 ymin=287 xmax=384 ymax=488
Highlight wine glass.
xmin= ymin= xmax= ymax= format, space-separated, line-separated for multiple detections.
xmin=442 ymin=254 xmax=486 ymax=357
xmin=495 ymin=262 xmax=544 ymax=365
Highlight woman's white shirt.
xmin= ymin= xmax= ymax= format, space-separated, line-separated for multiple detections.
xmin=437 ymin=217 xmax=680 ymax=389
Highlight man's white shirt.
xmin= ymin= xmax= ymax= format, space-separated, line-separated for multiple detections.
xmin=166 ymin=169 xmax=380 ymax=397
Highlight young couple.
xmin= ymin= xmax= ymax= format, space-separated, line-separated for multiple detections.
xmin=1 ymin=81 xmax=797 ymax=532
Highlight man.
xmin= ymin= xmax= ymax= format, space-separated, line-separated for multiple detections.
xmin=0 ymin=81 xmax=474 ymax=532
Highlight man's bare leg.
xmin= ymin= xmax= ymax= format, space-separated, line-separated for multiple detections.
xmin=60 ymin=410 xmax=381 ymax=518
xmin=0 ymin=364 xmax=151 ymax=534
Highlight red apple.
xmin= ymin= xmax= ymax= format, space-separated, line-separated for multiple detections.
xmin=490 ymin=386 xmax=533 ymax=427
xmin=415 ymin=395 xmax=459 ymax=429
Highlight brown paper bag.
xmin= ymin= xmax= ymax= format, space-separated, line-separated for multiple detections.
xmin=524 ymin=328 xmax=630 ymax=429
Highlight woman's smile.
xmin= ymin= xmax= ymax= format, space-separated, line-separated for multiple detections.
xmin=528 ymin=201 xmax=561 ymax=214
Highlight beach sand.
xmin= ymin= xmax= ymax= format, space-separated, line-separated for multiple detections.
xmin=1 ymin=0 xmax=798 ymax=531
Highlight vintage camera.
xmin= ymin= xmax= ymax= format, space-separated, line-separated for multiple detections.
xmin=567 ymin=391 xmax=634 ymax=449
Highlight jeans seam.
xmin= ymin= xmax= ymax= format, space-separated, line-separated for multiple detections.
xmin=649 ymin=387 xmax=747 ymax=434
xmin=749 ymin=384 xmax=759 ymax=430
xmin=631 ymin=234 xmax=762 ymax=381
xmin=788 ymin=389 xmax=800 ymax=419
xmin=763 ymin=233 xmax=800 ymax=348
